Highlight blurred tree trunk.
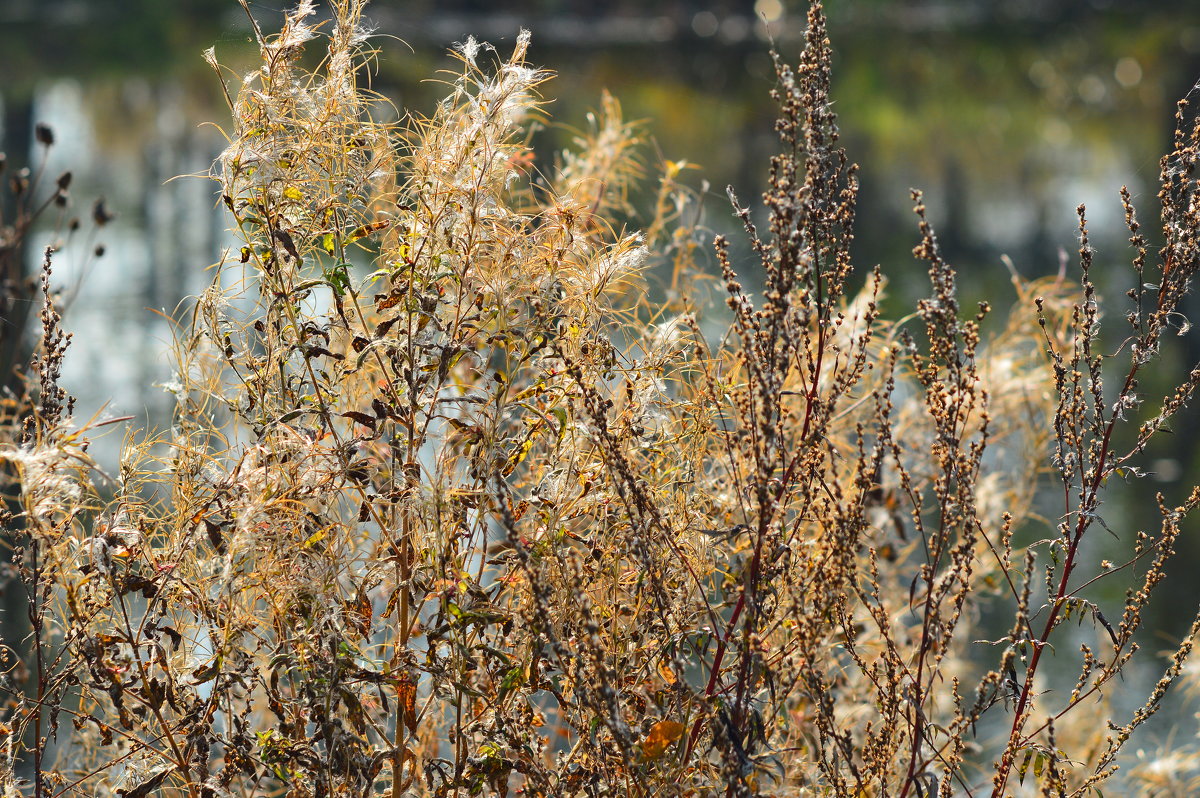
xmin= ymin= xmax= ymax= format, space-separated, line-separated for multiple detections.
xmin=0 ymin=93 xmax=35 ymax=701
xmin=1 ymin=94 xmax=35 ymax=394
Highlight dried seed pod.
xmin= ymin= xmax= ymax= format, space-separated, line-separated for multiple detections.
xmin=92 ymin=197 xmax=115 ymax=226
xmin=35 ymin=122 xmax=55 ymax=146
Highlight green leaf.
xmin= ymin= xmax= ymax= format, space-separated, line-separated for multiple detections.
xmin=497 ymin=666 xmax=523 ymax=703
xmin=323 ymin=262 xmax=351 ymax=297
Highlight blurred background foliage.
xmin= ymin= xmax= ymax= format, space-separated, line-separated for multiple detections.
xmin=3 ymin=0 xmax=1200 ymax=640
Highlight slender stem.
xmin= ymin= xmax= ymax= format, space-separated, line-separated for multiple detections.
xmin=29 ymin=538 xmax=45 ymax=798
xmin=990 ymin=362 xmax=1137 ymax=797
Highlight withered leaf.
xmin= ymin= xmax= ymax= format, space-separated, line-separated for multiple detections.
xmin=396 ymin=673 xmax=418 ymax=734
xmin=375 ymin=293 xmax=403 ymax=311
xmin=191 ymin=659 xmax=220 ymax=685
xmin=304 ymin=345 xmax=344 ymax=361
xmin=347 ymin=219 xmax=390 ymax=241
xmin=657 ymin=659 xmax=678 ymax=685
xmin=117 ymin=574 xmax=159 ymax=600
xmin=146 ymin=677 xmax=166 ymax=710
xmin=341 ymin=686 xmax=368 ymax=735
xmin=345 ymin=588 xmax=373 ymax=639
xmin=272 ymin=228 xmax=300 ymax=261
xmin=640 ymin=720 xmax=686 ymax=759
xmin=117 ymin=767 xmax=172 ymax=798
xmin=341 ymin=411 xmax=377 ymax=429
xmin=375 ymin=314 xmax=401 ymax=338
xmin=158 ymin=625 xmax=182 ymax=651
xmin=382 ymin=588 xmax=402 ymax=620
xmin=203 ymin=518 xmax=227 ymax=553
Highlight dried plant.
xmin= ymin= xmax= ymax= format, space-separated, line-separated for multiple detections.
xmin=3 ymin=1 xmax=1200 ymax=796
xmin=0 ymin=122 xmax=111 ymax=393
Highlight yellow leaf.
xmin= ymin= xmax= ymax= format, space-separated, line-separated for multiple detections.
xmin=282 ymin=186 xmax=304 ymax=201
xmin=501 ymin=438 xmax=535 ymax=476
xmin=640 ymin=720 xmax=686 ymax=759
